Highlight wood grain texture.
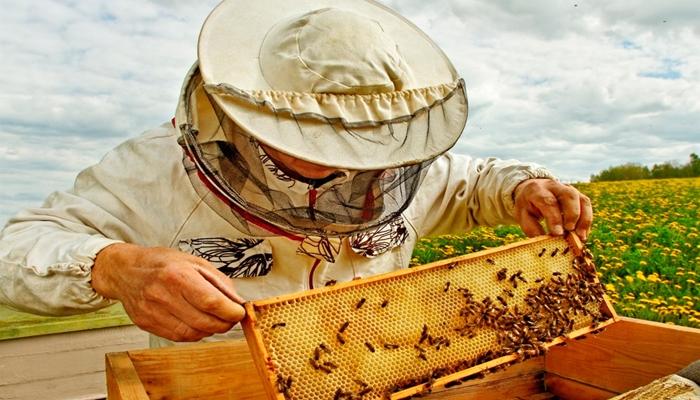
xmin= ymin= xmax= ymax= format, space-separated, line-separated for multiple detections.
xmin=106 ymin=352 xmax=149 ymax=400
xmin=0 ymin=325 xmax=148 ymax=400
xmin=544 ymin=374 xmax=616 ymax=400
xmin=241 ymin=302 xmax=282 ymax=400
xmin=426 ymin=357 xmax=546 ymax=400
xmin=126 ymin=341 xmax=266 ymax=400
xmin=545 ymin=317 xmax=700 ymax=394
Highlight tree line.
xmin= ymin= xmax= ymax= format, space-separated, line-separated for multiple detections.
xmin=590 ymin=153 xmax=700 ymax=182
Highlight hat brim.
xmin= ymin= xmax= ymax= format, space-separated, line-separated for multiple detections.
xmin=197 ymin=0 xmax=468 ymax=170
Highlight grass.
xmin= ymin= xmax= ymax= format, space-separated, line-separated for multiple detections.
xmin=411 ymin=177 xmax=700 ymax=329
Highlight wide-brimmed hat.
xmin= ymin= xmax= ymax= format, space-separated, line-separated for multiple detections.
xmin=195 ymin=0 xmax=468 ymax=170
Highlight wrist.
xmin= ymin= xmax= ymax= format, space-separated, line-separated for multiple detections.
xmin=92 ymin=242 xmax=142 ymax=299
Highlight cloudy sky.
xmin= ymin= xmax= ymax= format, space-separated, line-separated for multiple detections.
xmin=1 ymin=0 xmax=698 ymax=225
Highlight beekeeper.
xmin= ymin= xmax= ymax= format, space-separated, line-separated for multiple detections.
xmin=0 ymin=0 xmax=591 ymax=347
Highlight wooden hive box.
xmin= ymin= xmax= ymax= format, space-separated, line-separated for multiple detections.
xmin=106 ymin=318 xmax=700 ymax=400
xmin=106 ymin=235 xmax=700 ymax=399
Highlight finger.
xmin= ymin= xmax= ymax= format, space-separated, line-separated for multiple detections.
xmin=181 ymin=270 xmax=246 ymax=323
xmin=168 ymin=295 xmax=236 ymax=334
xmin=517 ymin=207 xmax=546 ymax=237
xmin=195 ymin=265 xmax=247 ymax=304
xmin=551 ymin=186 xmax=581 ymax=231
xmin=531 ymin=193 xmax=564 ymax=235
xmin=576 ymin=195 xmax=593 ymax=241
xmin=126 ymin=304 xmax=210 ymax=342
xmin=139 ymin=278 xmax=235 ymax=335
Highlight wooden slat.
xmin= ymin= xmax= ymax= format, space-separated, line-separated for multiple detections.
xmin=426 ymin=357 xmax=546 ymax=399
xmin=545 ymin=317 xmax=700 ymax=394
xmin=242 ymin=302 xmax=282 ymax=400
xmin=126 ymin=340 xmax=266 ymax=400
xmin=544 ymin=374 xmax=616 ymax=400
xmin=106 ymin=352 xmax=149 ymax=400
xmin=0 ymin=324 xmax=148 ymax=400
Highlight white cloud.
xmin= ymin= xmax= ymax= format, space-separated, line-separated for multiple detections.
xmin=1 ymin=0 xmax=699 ymax=225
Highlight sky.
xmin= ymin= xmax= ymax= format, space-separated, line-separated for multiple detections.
xmin=0 ymin=0 xmax=698 ymax=225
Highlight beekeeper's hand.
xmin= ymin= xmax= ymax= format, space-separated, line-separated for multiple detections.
xmin=92 ymin=243 xmax=246 ymax=341
xmin=513 ymin=178 xmax=592 ymax=241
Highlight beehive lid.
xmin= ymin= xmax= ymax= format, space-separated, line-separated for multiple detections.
xmin=241 ymin=234 xmax=616 ymax=399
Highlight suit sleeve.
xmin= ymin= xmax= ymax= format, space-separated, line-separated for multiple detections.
xmin=406 ymin=153 xmax=555 ymax=238
xmin=0 ymin=124 xmax=196 ymax=315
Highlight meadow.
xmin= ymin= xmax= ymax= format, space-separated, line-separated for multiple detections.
xmin=411 ymin=177 xmax=700 ymax=328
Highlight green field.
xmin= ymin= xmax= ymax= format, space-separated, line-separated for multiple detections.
xmin=412 ymin=177 xmax=700 ymax=328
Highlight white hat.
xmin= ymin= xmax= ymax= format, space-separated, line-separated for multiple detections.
xmin=195 ymin=0 xmax=468 ymax=170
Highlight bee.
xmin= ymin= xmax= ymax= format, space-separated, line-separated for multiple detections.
xmin=271 ymin=322 xmax=286 ymax=329
xmin=551 ymin=248 xmax=559 ymax=257
xmin=562 ymin=247 xmax=570 ymax=255
xmin=339 ymin=321 xmax=350 ymax=333
xmin=447 ymin=262 xmax=457 ymax=270
xmin=336 ymin=333 xmax=346 ymax=345
xmin=496 ymin=296 xmax=508 ymax=307
xmin=383 ymin=343 xmax=400 ymax=350
xmin=354 ymin=379 xmax=369 ymax=387
xmin=365 ymin=342 xmax=375 ymax=353
xmin=310 ymin=358 xmax=320 ymax=370
xmin=538 ymin=248 xmax=547 ymax=257
xmin=381 ymin=299 xmax=389 ymax=308
xmin=534 ymin=277 xmax=544 ymax=283
xmin=356 ymin=298 xmax=366 ymax=309
xmin=486 ymin=258 xmax=496 ymax=265
xmin=358 ymin=387 xmax=372 ymax=396
xmin=418 ymin=353 xmax=428 ymax=361
xmin=323 ymin=361 xmax=338 ymax=369
xmin=313 ymin=348 xmax=321 ymax=361
xmin=419 ymin=324 xmax=429 ymax=344
xmin=503 ymin=288 xmax=515 ymax=297
xmin=443 ymin=281 xmax=451 ymax=292
xmin=318 ymin=364 xmax=333 ymax=374
xmin=497 ymin=268 xmax=508 ymax=281
xmin=325 ymin=280 xmax=338 ymax=286
xmin=319 ymin=343 xmax=331 ymax=354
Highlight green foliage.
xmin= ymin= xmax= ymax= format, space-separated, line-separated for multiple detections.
xmin=591 ymin=153 xmax=700 ymax=182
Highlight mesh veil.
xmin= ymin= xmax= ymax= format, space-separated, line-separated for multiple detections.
xmin=177 ymin=70 xmax=437 ymax=238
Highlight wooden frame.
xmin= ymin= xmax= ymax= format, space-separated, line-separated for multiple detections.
xmin=105 ymin=317 xmax=700 ymax=399
xmin=240 ymin=234 xmax=617 ymax=399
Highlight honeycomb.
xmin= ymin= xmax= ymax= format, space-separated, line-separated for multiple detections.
xmin=242 ymin=235 xmax=612 ymax=400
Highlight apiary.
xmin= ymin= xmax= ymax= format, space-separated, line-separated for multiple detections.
xmin=241 ymin=233 xmax=617 ymax=399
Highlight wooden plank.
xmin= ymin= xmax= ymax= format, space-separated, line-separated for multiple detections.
xmin=545 ymin=317 xmax=700 ymax=394
xmin=544 ymin=374 xmax=616 ymax=400
xmin=427 ymin=357 xmax=546 ymax=399
xmin=0 ymin=325 xmax=148 ymax=400
xmin=241 ymin=303 xmax=282 ymax=400
xmin=127 ymin=340 xmax=266 ymax=400
xmin=105 ymin=352 xmax=149 ymax=400
xmin=0 ymin=371 xmax=107 ymax=400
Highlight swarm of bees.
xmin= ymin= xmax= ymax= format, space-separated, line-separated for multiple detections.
xmin=266 ymin=242 xmax=608 ymax=400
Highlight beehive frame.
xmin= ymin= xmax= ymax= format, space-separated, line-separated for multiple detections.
xmin=242 ymin=234 xmax=617 ymax=400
